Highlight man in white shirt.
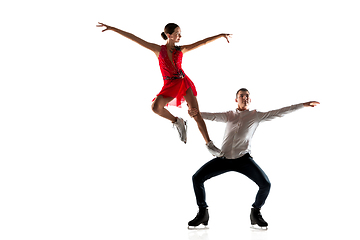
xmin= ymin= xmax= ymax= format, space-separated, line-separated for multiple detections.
xmin=187 ymin=88 xmax=319 ymax=230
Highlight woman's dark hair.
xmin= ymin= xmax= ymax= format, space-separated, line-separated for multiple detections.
xmin=161 ymin=23 xmax=179 ymax=40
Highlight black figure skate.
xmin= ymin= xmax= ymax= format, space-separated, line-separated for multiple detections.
xmin=188 ymin=208 xmax=209 ymax=230
xmin=250 ymin=208 xmax=268 ymax=230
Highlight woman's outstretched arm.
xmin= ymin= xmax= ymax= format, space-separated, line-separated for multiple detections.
xmin=97 ymin=22 xmax=161 ymax=56
xmin=181 ymin=34 xmax=232 ymax=53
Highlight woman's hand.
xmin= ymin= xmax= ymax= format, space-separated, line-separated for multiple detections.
xmin=96 ymin=22 xmax=113 ymax=32
xmin=221 ymin=34 xmax=232 ymax=43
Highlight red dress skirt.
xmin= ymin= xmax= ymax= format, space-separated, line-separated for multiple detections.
xmin=154 ymin=45 xmax=197 ymax=107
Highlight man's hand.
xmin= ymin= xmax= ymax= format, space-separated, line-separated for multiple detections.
xmin=303 ymin=101 xmax=320 ymax=107
xmin=188 ymin=107 xmax=199 ymax=118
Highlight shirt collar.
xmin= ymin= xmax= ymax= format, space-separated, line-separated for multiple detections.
xmin=236 ymin=108 xmax=250 ymax=113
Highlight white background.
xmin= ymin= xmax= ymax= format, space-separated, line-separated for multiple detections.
xmin=1 ymin=0 xmax=359 ymax=239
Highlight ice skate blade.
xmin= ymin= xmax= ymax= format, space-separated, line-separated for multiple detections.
xmin=250 ymin=225 xmax=268 ymax=231
xmin=183 ymin=121 xmax=187 ymax=144
xmin=188 ymin=224 xmax=209 ymax=230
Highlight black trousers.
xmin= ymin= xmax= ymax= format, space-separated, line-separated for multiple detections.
xmin=192 ymin=153 xmax=271 ymax=209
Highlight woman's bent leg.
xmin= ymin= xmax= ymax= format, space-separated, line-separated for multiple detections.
xmin=151 ymin=95 xmax=176 ymax=122
xmin=152 ymin=95 xmax=187 ymax=143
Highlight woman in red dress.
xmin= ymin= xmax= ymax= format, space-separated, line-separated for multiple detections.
xmin=97 ymin=22 xmax=231 ymax=156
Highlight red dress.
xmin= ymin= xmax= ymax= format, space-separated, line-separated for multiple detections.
xmin=154 ymin=45 xmax=197 ymax=107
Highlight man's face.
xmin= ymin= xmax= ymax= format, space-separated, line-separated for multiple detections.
xmin=236 ymin=91 xmax=251 ymax=110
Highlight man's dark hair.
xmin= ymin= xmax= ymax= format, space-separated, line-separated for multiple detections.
xmin=236 ymin=88 xmax=250 ymax=97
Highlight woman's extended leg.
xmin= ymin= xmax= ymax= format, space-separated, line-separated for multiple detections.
xmin=183 ymin=88 xmax=210 ymax=143
xmin=184 ymin=88 xmax=223 ymax=156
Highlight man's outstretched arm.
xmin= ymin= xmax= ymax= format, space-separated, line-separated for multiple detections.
xmin=258 ymin=101 xmax=320 ymax=122
xmin=188 ymin=108 xmax=229 ymax=123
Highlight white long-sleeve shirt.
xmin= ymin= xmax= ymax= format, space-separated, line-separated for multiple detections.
xmin=201 ymin=103 xmax=304 ymax=159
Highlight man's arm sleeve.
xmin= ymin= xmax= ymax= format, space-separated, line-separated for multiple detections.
xmin=257 ymin=103 xmax=304 ymax=122
xmin=200 ymin=112 xmax=229 ymax=123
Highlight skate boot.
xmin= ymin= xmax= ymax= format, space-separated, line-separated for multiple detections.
xmin=173 ymin=117 xmax=187 ymax=143
xmin=206 ymin=141 xmax=224 ymax=157
xmin=188 ymin=208 xmax=209 ymax=229
xmin=250 ymin=208 xmax=268 ymax=230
